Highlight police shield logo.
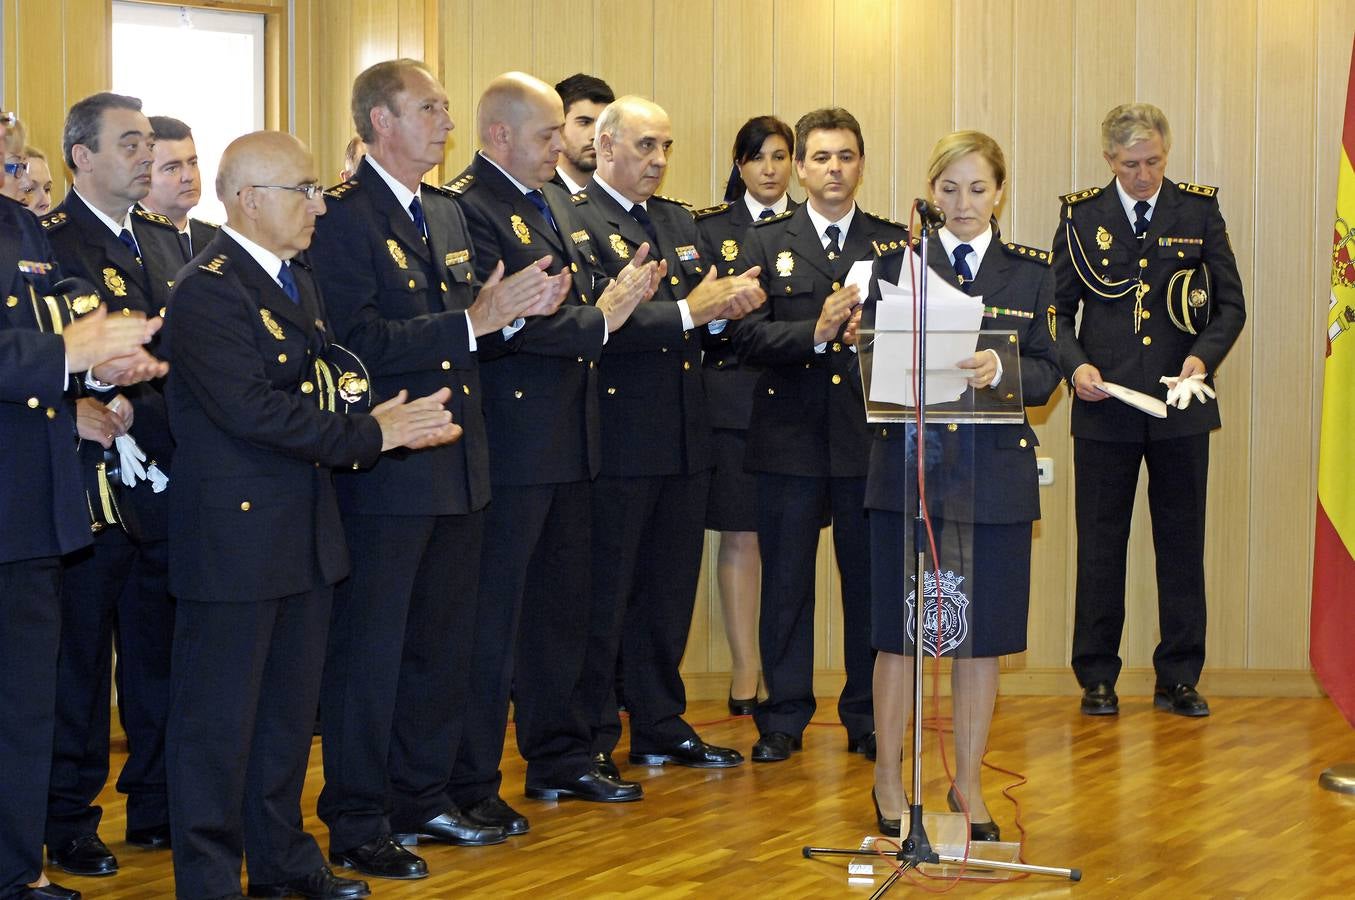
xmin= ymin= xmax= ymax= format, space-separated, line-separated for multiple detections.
xmin=905 ymin=570 xmax=970 ymax=657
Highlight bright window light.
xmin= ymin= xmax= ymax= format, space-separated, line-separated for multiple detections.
xmin=111 ymin=1 xmax=265 ymax=225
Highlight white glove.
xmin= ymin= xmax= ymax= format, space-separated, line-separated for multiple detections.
xmin=147 ymin=462 xmax=169 ymax=493
xmin=114 ymin=433 xmax=148 ymax=487
xmin=1159 ymin=373 xmax=1217 ymax=410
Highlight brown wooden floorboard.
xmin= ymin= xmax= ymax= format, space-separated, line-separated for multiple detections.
xmin=77 ymin=696 xmax=1355 ymax=897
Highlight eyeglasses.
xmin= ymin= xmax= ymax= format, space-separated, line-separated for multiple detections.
xmin=3 ymin=159 xmax=29 ymax=177
xmin=242 ymin=183 xmax=324 ymax=200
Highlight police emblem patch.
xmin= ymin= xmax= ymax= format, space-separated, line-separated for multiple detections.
xmin=511 ymin=215 xmax=532 ymax=245
xmin=609 ymin=234 xmax=630 ymax=260
xmin=1095 ymin=226 xmax=1112 ymax=251
xmin=776 ymin=251 xmax=794 ymax=277
xmin=387 ymin=239 xmax=407 ymax=269
xmin=102 ymin=267 xmax=128 ymax=298
xmin=905 ymin=570 xmax=970 ymax=657
xmin=721 ymin=239 xmax=738 ymax=262
xmin=260 ymin=308 xmax=285 ymax=341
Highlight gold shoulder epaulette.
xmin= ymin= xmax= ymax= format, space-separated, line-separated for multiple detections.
xmin=198 ymin=254 xmax=229 ymax=276
xmin=1061 ymin=186 xmax=1102 ymax=205
xmin=1002 ymin=240 xmax=1052 ymax=265
xmin=693 ymin=202 xmax=730 ymax=220
xmin=324 ymin=179 xmax=359 ymax=200
xmin=571 ymin=192 xmax=589 ymax=205
xmin=441 ymin=174 xmax=473 ymax=196
xmin=422 ymin=182 xmax=453 ymax=199
xmin=652 ymin=193 xmax=691 ymax=208
xmin=132 ymin=207 xmax=176 ymax=229
xmin=752 ymin=209 xmax=793 ymax=227
xmin=872 ymin=237 xmax=908 ymax=257
xmin=40 ymin=211 xmax=68 ymax=231
xmin=1177 ymin=181 xmax=1218 ymax=198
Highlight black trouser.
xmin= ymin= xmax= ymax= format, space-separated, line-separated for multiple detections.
xmin=47 ymin=529 xmax=173 ymax=848
xmin=1071 ymin=433 xmax=1210 ymax=688
xmin=0 ymin=557 xmax=62 ymax=900
xmin=752 ymin=473 xmax=874 ymax=740
xmin=449 ymin=480 xmax=594 ymax=799
xmin=318 ymin=512 xmax=482 ymax=852
xmin=165 ymin=590 xmax=331 ymax=899
xmin=574 ymin=471 xmax=709 ymax=757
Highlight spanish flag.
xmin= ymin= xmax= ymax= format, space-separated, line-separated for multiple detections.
xmin=1313 ymin=35 xmax=1355 ymax=729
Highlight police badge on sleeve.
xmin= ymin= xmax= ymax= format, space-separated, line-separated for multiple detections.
xmin=906 ymin=570 xmax=970 ymax=657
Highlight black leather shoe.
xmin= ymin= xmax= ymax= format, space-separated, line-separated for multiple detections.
xmin=727 ymin=693 xmax=756 ymax=716
xmin=22 ymin=883 xmax=81 ymax=900
xmin=392 ymin=808 xmax=506 ymax=847
xmin=947 ymin=786 xmax=1001 ymax=841
xmin=871 ymin=788 xmax=901 ymax=838
xmin=48 ymin=834 xmax=118 ymax=877
xmin=125 ymin=823 xmax=172 ymax=849
xmin=847 ymin=731 xmax=877 ymax=761
xmin=592 ymin=751 xmax=622 ymax=780
xmin=524 ymin=769 xmax=643 ymax=802
xmin=1080 ymin=682 xmax=1119 ymax=716
xmin=629 ymin=737 xmax=744 ymax=769
xmin=751 ymin=731 xmax=802 ymax=762
xmin=1154 ymin=683 xmax=1210 ymax=717
xmin=463 ymin=795 xmax=530 ymax=836
xmin=328 ymin=836 xmax=427 ymax=880
xmin=247 ymin=865 xmax=370 ymax=898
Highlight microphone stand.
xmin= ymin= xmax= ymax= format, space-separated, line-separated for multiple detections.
xmin=802 ymin=200 xmax=1080 ymax=896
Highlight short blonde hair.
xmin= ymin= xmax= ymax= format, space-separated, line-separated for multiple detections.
xmin=1101 ymin=103 xmax=1172 ymax=155
xmin=926 ymin=130 xmax=1006 ymax=189
xmin=3 ymin=115 xmax=26 ymax=154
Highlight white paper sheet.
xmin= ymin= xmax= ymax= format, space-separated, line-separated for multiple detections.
xmin=868 ymin=251 xmax=985 ymax=407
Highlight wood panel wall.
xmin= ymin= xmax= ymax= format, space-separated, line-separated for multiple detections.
xmin=4 ymin=0 xmax=1348 ymax=697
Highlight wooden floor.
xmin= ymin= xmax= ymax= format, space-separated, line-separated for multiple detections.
xmin=76 ymin=695 xmax=1355 ymax=898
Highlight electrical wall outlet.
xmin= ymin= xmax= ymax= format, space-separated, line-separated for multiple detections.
xmin=1036 ymin=457 xmax=1054 ymax=486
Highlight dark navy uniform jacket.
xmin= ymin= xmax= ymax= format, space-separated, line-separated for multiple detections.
xmin=863 ymin=235 xmax=1063 ymax=523
xmin=308 ymin=157 xmax=490 ymax=515
xmin=163 ymin=232 xmax=382 ymax=603
xmin=571 ymin=182 xmax=712 ymax=478
xmin=446 ymin=154 xmax=608 ymax=485
xmin=0 ymin=195 xmax=87 ymax=563
xmin=1051 ymin=179 xmax=1246 ymax=442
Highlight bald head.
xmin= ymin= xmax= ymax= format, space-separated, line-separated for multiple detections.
xmin=477 ymin=71 xmax=565 ymax=189
xmin=594 ymin=96 xmax=672 ymax=204
xmin=218 ymin=131 xmax=324 ymax=259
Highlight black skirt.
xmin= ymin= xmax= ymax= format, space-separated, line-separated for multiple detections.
xmin=869 ymin=509 xmax=1031 ymax=657
xmin=705 ymin=427 xmax=758 ymax=532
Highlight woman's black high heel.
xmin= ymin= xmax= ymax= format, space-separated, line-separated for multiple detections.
xmin=871 ymin=788 xmax=902 ymax=837
xmin=947 ymin=786 xmax=1001 ymax=842
xmin=727 ymin=693 xmax=756 ymax=716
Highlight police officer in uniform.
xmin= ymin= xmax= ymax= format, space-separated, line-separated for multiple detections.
xmin=568 ymin=95 xmax=763 ymax=786
xmin=693 ymin=114 xmax=798 ymax=715
xmin=143 ymin=116 xmax=217 ymax=261
xmin=1052 ymin=102 xmax=1246 ymax=718
xmin=2 ymin=104 xmax=168 ymax=900
xmin=41 ymin=92 xmax=185 ymax=876
xmin=163 ymin=129 xmax=462 ymax=900
xmin=445 ymin=72 xmax=656 ymax=824
xmin=732 ymin=107 xmax=908 ymax=764
xmin=309 ymin=59 xmax=566 ymax=880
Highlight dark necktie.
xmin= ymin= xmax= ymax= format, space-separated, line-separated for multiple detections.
xmin=759 ymin=207 xmax=776 ymax=220
xmin=629 ymin=202 xmax=660 ymax=249
xmin=951 ymin=242 xmax=975 ymax=291
xmin=527 ymin=189 xmax=558 ymax=234
xmin=176 ymin=231 xmax=192 ymax=262
xmin=278 ymin=261 xmax=300 ymax=304
xmin=1133 ymin=199 xmax=1151 ymax=238
xmin=409 ymin=196 xmax=427 ymax=240
xmin=118 ymin=227 xmax=141 ymax=264
xmin=825 ymin=223 xmax=842 ymax=260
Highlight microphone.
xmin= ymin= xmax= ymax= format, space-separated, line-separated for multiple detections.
xmin=914 ymin=198 xmax=946 ymax=231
